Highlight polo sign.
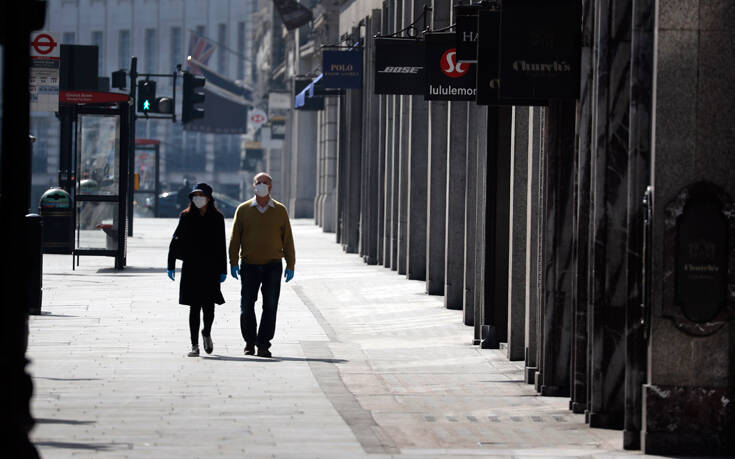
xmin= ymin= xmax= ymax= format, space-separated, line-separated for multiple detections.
xmin=374 ymin=38 xmax=424 ymax=95
xmin=321 ymin=50 xmax=363 ymax=89
xmin=424 ymin=33 xmax=476 ymax=101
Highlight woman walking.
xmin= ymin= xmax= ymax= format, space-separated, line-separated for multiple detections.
xmin=167 ymin=183 xmax=227 ymax=357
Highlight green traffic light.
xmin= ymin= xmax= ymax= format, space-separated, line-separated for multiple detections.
xmin=143 ymin=99 xmax=151 ymax=111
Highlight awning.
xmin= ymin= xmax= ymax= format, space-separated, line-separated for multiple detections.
xmin=294 ymin=73 xmax=344 ymax=109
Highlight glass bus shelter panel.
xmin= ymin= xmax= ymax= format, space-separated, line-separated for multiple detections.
xmin=133 ymin=147 xmax=157 ymax=218
xmin=77 ymin=201 xmax=119 ymax=250
xmin=77 ymin=115 xmax=120 ymax=196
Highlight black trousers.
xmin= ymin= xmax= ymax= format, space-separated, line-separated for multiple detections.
xmin=240 ymin=261 xmax=282 ymax=350
xmin=189 ymin=304 xmax=214 ymax=346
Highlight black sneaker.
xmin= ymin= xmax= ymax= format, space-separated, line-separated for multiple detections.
xmin=187 ymin=345 xmax=200 ymax=357
xmin=244 ymin=346 xmax=255 ymax=355
xmin=256 ymin=348 xmax=272 ymax=358
xmin=202 ymin=334 xmax=213 ymax=354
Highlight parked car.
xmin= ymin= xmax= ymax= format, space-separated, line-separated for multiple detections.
xmin=156 ymin=190 xmax=241 ymax=218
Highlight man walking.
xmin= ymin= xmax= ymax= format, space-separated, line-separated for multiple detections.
xmin=229 ymin=172 xmax=295 ymax=358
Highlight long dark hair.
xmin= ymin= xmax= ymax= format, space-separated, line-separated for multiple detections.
xmin=181 ymin=195 xmax=221 ymax=216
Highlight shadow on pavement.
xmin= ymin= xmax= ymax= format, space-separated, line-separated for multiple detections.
xmin=202 ymin=355 xmax=347 ymax=364
xmin=36 ymin=418 xmax=96 ymax=425
xmin=32 ymin=313 xmax=78 ymax=318
xmin=36 ymin=377 xmax=102 ymax=382
xmin=34 ymin=441 xmax=132 ymax=451
xmin=96 ymin=267 xmax=167 ymax=274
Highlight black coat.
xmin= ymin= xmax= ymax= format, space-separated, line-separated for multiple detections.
xmin=167 ymin=207 xmax=227 ymax=306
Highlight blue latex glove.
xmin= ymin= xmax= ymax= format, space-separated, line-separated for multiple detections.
xmin=231 ymin=265 xmax=240 ymax=280
xmin=284 ymin=269 xmax=294 ymax=283
xmin=219 ymin=273 xmax=226 ymax=283
xmin=167 ymin=269 xmax=175 ymax=281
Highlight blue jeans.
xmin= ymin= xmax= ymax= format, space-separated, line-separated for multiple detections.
xmin=240 ymin=261 xmax=282 ymax=350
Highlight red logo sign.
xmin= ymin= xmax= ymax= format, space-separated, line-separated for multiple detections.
xmin=250 ymin=113 xmax=266 ymax=123
xmin=440 ymin=48 xmax=468 ymax=78
xmin=32 ymin=34 xmax=58 ymax=55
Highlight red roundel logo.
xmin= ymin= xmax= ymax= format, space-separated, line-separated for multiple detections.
xmin=440 ymin=48 xmax=468 ymax=78
xmin=32 ymin=33 xmax=58 ymax=55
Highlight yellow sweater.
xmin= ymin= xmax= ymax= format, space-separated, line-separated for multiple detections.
xmin=228 ymin=198 xmax=296 ymax=270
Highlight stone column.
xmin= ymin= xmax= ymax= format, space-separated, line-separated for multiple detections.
xmin=314 ymin=109 xmax=324 ymax=226
xmin=322 ymin=97 xmax=338 ymax=233
xmin=425 ymin=0 xmax=451 ymax=295
xmin=473 ymin=106 xmax=488 ymax=344
xmin=481 ymin=107 xmax=512 ymax=347
xmin=524 ymin=107 xmax=543 ymax=382
xmin=396 ymin=93 xmax=409 ymax=274
xmin=444 ymin=101 xmax=468 ymax=310
xmin=569 ymin=0 xmax=594 ymax=415
xmin=463 ymin=103 xmax=479 ymax=325
xmin=586 ymin=0 xmax=630 ymax=428
xmin=623 ymin=0 xmax=652 ymax=448
xmin=538 ymin=101 xmax=576 ymax=397
xmin=507 ymin=106 xmax=529 ymax=361
xmin=383 ymin=95 xmax=395 ymax=267
xmin=345 ymin=87 xmax=363 ymax=253
xmin=643 ymin=0 xmax=735 ymax=454
xmin=376 ymin=94 xmax=386 ymax=264
xmin=406 ymin=88 xmax=428 ymax=279
xmin=290 ymin=110 xmax=317 ymax=218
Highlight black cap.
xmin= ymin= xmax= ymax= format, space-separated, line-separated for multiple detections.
xmin=189 ymin=182 xmax=213 ymax=198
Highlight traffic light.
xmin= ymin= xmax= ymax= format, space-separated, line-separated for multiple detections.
xmin=137 ymin=80 xmax=156 ymax=113
xmin=182 ymin=71 xmax=205 ymax=124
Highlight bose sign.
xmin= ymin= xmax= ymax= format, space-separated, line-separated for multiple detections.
xmin=374 ymin=38 xmax=425 ymax=95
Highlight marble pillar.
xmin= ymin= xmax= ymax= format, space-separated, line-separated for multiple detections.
xmin=397 ymin=93 xmax=410 ymax=274
xmin=569 ymin=0 xmax=594 ymax=414
xmin=586 ymin=0 xmax=630 ymax=428
xmin=507 ymin=106 xmax=529 ymax=361
xmin=406 ymin=94 xmax=428 ymax=279
xmin=524 ymin=107 xmax=542 ymax=382
xmin=290 ymin=109 xmax=317 ymax=218
xmin=473 ymin=106 xmax=488 ymax=344
xmin=643 ymin=0 xmax=735 ymax=454
xmin=376 ymin=94 xmax=386 ymax=265
xmin=383 ymin=95 xmax=395 ymax=267
xmin=463 ymin=103 xmax=479 ymax=326
xmin=533 ymin=109 xmax=546 ymax=393
xmin=425 ymin=0 xmax=451 ymax=295
xmin=623 ymin=0 xmax=652 ymax=448
xmin=346 ymin=87 xmax=363 ymax=253
xmin=322 ymin=97 xmax=338 ymax=233
xmin=539 ymin=101 xmax=576 ymax=397
xmin=481 ymin=107 xmax=512 ymax=348
xmin=444 ymin=101 xmax=468 ymax=310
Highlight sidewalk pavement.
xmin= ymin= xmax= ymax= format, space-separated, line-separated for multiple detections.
xmin=28 ymin=218 xmax=657 ymax=458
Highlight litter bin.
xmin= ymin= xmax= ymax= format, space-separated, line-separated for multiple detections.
xmin=39 ymin=187 xmax=74 ymax=254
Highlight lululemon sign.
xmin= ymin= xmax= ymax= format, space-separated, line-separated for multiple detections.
xmin=424 ymin=33 xmax=476 ymax=101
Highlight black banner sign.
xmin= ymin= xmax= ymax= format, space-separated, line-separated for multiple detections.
xmin=424 ymin=32 xmax=476 ymax=101
xmin=374 ymin=38 xmax=424 ymax=95
xmin=273 ymin=0 xmax=313 ymax=31
xmin=322 ymin=50 xmax=363 ymax=89
xmin=294 ymin=78 xmax=324 ymax=111
xmin=475 ymin=9 xmax=545 ymax=106
xmin=498 ymin=0 xmax=581 ymax=100
xmin=454 ymin=5 xmax=479 ymax=63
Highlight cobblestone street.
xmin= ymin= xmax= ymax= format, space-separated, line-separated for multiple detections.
xmin=28 ymin=218 xmax=652 ymax=458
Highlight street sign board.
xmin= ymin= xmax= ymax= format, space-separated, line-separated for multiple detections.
xmin=424 ymin=33 xmax=477 ymax=101
xmin=30 ymin=31 xmax=60 ymax=112
xmin=374 ymin=38 xmax=424 ymax=95
xmin=248 ymin=108 xmax=268 ymax=132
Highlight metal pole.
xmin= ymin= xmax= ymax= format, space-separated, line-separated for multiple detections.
xmin=128 ymin=57 xmax=137 ymax=237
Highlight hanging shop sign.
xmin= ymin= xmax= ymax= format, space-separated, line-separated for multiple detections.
xmin=498 ymin=0 xmax=581 ymax=100
xmin=454 ymin=5 xmax=479 ymax=63
xmin=273 ymin=0 xmax=313 ymax=31
xmin=475 ymin=8 xmax=545 ymax=106
xmin=424 ymin=32 xmax=476 ymax=101
xmin=293 ymin=78 xmax=324 ymax=111
xmin=270 ymin=116 xmax=286 ymax=139
xmin=374 ymin=38 xmax=424 ymax=95
xmin=321 ymin=50 xmax=363 ymax=89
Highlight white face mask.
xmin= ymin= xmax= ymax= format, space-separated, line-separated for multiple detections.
xmin=254 ymin=183 xmax=269 ymax=197
xmin=192 ymin=196 xmax=208 ymax=209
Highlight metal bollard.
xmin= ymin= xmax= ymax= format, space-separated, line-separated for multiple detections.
xmin=26 ymin=214 xmax=43 ymax=315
